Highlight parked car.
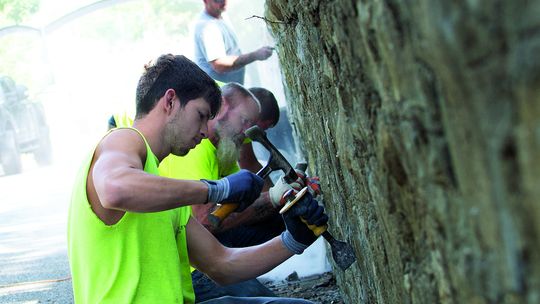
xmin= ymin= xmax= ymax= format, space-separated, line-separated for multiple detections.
xmin=0 ymin=75 xmax=52 ymax=175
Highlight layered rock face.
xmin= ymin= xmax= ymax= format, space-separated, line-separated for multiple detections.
xmin=266 ymin=1 xmax=540 ymax=303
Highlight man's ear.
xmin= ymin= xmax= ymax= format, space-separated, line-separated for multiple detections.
xmin=214 ymin=96 xmax=229 ymax=120
xmin=163 ymin=89 xmax=176 ymax=114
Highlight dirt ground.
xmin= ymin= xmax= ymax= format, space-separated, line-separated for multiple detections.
xmin=262 ymin=272 xmax=345 ymax=304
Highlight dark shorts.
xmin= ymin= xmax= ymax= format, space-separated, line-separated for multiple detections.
xmin=199 ymin=295 xmax=314 ymax=304
xmin=215 ymin=213 xmax=285 ymax=248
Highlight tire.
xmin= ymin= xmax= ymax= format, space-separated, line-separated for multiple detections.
xmin=0 ymin=130 xmax=22 ymax=175
xmin=34 ymin=127 xmax=53 ymax=166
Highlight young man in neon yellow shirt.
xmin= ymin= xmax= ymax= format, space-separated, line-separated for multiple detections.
xmin=159 ymin=84 xmax=322 ymax=302
xmin=68 ymin=54 xmax=327 ymax=304
xmin=159 ymin=84 xmax=293 ymax=239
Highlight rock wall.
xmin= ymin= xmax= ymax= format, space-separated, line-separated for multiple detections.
xmin=265 ymin=1 xmax=540 ymax=303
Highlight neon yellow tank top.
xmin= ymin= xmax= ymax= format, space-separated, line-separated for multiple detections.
xmin=113 ymin=112 xmax=134 ymax=128
xmin=68 ymin=128 xmax=194 ymax=303
xmin=159 ymin=138 xmax=239 ymax=181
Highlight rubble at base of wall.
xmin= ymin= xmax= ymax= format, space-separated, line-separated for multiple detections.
xmin=262 ymin=272 xmax=344 ymax=304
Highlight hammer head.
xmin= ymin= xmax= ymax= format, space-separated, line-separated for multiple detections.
xmin=245 ymin=126 xmax=298 ymax=183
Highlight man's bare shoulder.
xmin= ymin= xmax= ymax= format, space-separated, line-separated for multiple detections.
xmin=102 ymin=128 xmax=144 ymax=146
xmin=96 ymin=129 xmax=147 ymax=160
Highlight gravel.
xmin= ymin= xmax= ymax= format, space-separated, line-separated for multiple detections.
xmin=263 ymin=272 xmax=345 ymax=304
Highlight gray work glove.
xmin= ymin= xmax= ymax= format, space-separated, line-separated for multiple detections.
xmin=202 ymin=169 xmax=264 ymax=212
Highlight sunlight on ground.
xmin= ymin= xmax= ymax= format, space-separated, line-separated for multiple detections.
xmin=0 ymin=281 xmax=54 ymax=296
xmin=0 ymin=277 xmax=70 ymax=301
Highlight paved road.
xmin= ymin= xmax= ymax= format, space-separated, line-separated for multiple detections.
xmin=0 ymin=158 xmax=74 ymax=303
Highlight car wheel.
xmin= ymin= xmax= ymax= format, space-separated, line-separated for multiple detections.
xmin=34 ymin=127 xmax=53 ymax=166
xmin=1 ymin=130 xmax=22 ymax=175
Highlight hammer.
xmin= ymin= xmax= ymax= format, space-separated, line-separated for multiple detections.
xmin=210 ymin=126 xmax=357 ymax=270
xmin=207 ymin=125 xmax=300 ymax=228
xmin=249 ymin=126 xmax=356 ymax=270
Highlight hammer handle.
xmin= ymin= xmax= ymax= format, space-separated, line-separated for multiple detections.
xmin=208 ymin=203 xmax=239 ymax=228
xmin=208 ymin=167 xmax=270 ymax=228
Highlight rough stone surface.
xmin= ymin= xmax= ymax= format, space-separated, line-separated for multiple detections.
xmin=265 ymin=1 xmax=540 ymax=303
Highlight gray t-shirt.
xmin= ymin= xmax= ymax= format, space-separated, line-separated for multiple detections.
xmin=193 ymin=11 xmax=245 ymax=84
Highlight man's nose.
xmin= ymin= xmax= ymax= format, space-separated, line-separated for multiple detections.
xmin=200 ymin=123 xmax=209 ymax=138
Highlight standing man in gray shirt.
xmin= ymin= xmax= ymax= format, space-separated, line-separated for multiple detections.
xmin=193 ymin=0 xmax=274 ymax=84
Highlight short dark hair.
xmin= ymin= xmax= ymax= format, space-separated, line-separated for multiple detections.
xmin=135 ymin=54 xmax=221 ymax=119
xmin=249 ymin=87 xmax=280 ymax=126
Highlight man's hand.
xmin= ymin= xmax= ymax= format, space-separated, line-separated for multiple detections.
xmin=269 ymin=170 xmax=321 ymax=207
xmin=294 ymin=171 xmax=321 ymax=197
xmin=269 ymin=175 xmax=300 ymax=207
xmin=202 ymin=169 xmax=264 ymax=212
xmin=280 ymin=192 xmax=328 ymax=254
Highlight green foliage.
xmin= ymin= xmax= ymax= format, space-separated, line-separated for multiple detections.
xmin=148 ymin=0 xmax=200 ymax=36
xmin=63 ymin=0 xmax=200 ymax=46
xmin=0 ymin=0 xmax=203 ymax=94
xmin=0 ymin=0 xmax=39 ymax=24
xmin=0 ymin=34 xmax=47 ymax=93
xmin=73 ymin=2 xmax=147 ymax=43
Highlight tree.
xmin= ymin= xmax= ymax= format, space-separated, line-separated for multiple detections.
xmin=0 ymin=0 xmax=40 ymax=24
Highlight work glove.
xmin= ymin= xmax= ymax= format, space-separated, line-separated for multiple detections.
xmin=269 ymin=170 xmax=321 ymax=208
xmin=295 ymin=171 xmax=321 ymax=197
xmin=202 ymin=169 xmax=264 ymax=212
xmin=281 ymin=192 xmax=328 ymax=254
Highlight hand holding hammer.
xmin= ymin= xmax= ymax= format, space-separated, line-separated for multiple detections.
xmin=209 ymin=126 xmax=357 ymax=270
xmin=208 ymin=126 xmax=300 ymax=228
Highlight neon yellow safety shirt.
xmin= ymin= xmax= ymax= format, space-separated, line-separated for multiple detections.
xmin=159 ymin=138 xmax=239 ymax=274
xmin=159 ymin=138 xmax=239 ymax=181
xmin=67 ymin=128 xmax=194 ymax=304
xmin=113 ymin=112 xmax=134 ymax=128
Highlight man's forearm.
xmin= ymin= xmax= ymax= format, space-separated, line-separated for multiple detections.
xmin=211 ymin=52 xmax=259 ymax=73
xmin=239 ymin=144 xmax=273 ymax=191
xmin=98 ymin=171 xmax=209 ymax=212
xmin=238 ymin=143 xmax=263 ymax=173
xmin=213 ymin=192 xmax=276 ymax=232
xmin=209 ymin=237 xmax=293 ymax=285
xmin=231 ymin=51 xmax=262 ymax=69
xmin=211 ymin=45 xmax=273 ymax=73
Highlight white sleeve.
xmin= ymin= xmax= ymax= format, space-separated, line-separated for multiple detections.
xmin=202 ymin=23 xmax=226 ymax=62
